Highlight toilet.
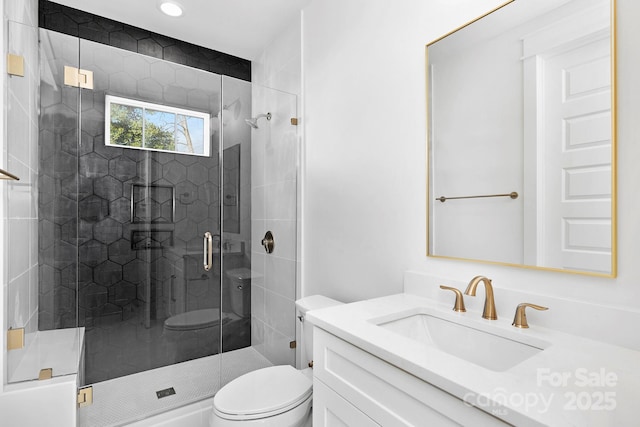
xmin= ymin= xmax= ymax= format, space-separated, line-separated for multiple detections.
xmin=210 ymin=295 xmax=343 ymax=426
xmin=163 ymin=268 xmax=253 ymax=360
xmin=226 ymin=267 xmax=252 ymax=318
xmin=163 ymin=308 xmax=229 ymax=362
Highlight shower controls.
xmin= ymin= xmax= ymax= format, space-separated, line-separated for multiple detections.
xmin=204 ymin=232 xmax=213 ymax=271
xmin=262 ymin=231 xmax=275 ymax=254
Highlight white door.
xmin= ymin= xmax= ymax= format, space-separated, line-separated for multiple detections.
xmin=539 ymin=35 xmax=612 ymax=273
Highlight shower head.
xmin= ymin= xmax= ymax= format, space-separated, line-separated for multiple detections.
xmin=245 ymin=112 xmax=272 ymax=129
xmin=223 ymin=99 xmax=242 ymax=120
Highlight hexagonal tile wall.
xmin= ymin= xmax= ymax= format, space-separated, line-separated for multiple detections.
xmin=37 ymin=0 xmax=253 ymax=383
xmin=39 ymin=34 xmax=225 ymax=330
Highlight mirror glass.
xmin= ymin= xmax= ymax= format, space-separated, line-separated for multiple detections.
xmin=427 ymin=0 xmax=616 ymax=276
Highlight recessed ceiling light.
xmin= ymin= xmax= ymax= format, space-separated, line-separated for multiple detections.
xmin=159 ymin=1 xmax=183 ymax=17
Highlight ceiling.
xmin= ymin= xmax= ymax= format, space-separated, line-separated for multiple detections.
xmin=50 ymin=0 xmax=311 ymax=60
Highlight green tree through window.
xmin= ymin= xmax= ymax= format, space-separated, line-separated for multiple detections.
xmin=106 ymin=95 xmax=209 ymax=157
xmin=109 ymin=104 xmax=143 ymax=147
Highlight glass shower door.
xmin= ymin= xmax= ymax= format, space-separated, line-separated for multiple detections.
xmin=75 ymin=37 xmax=223 ymax=384
xmin=220 ymin=81 xmax=299 ymax=382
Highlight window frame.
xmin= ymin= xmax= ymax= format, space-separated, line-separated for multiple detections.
xmin=105 ymin=94 xmax=211 ymax=157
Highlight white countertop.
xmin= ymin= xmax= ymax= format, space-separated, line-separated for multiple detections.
xmin=307 ymin=293 xmax=640 ymax=426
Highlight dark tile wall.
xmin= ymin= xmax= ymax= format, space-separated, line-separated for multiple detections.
xmin=39 ymin=30 xmax=224 ymax=330
xmin=36 ymin=3 xmax=253 ymax=382
xmin=38 ymin=0 xmax=251 ymax=82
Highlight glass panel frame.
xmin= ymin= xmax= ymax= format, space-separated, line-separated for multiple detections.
xmin=105 ymin=95 xmax=211 ymax=157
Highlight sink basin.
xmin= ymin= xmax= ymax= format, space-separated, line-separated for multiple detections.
xmin=377 ymin=312 xmax=547 ymax=371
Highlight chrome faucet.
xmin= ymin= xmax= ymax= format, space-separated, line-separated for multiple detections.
xmin=464 ymin=276 xmax=497 ymax=320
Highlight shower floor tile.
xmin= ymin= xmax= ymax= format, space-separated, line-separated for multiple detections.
xmin=79 ymin=346 xmax=272 ymax=427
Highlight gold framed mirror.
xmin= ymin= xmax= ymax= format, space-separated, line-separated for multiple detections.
xmin=426 ymin=0 xmax=617 ymax=277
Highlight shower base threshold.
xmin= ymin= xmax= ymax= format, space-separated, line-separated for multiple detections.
xmin=79 ymin=346 xmax=272 ymax=427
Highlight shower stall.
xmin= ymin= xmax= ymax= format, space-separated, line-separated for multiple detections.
xmin=5 ymin=14 xmax=299 ymax=425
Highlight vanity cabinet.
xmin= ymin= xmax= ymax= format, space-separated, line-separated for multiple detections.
xmin=314 ymin=380 xmax=380 ymax=426
xmin=312 ymin=328 xmax=509 ymax=427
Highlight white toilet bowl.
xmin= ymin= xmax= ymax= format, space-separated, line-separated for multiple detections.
xmin=210 ymin=295 xmax=343 ymax=426
xmin=163 ymin=308 xmax=228 ymax=362
xmin=211 ymin=365 xmax=313 ymax=426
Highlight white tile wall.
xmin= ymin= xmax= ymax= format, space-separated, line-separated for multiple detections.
xmin=5 ymin=0 xmax=38 ymax=27
xmin=4 ymin=2 xmax=39 ymax=340
xmin=252 ymin=22 xmax=302 ymax=97
xmin=251 ymin=15 xmax=302 ymax=366
xmin=221 ymin=75 xmax=253 ymax=252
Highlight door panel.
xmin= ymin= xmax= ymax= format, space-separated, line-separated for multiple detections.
xmin=541 ymin=36 xmax=612 ymax=273
xmin=74 ymin=35 xmax=222 ymax=384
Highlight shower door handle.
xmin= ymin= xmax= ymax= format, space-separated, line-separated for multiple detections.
xmin=203 ymin=232 xmax=213 ymax=271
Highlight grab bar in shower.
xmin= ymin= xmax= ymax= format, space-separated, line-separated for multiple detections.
xmin=435 ymin=191 xmax=518 ymax=203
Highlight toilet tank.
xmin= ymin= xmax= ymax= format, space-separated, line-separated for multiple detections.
xmin=227 ymin=267 xmax=251 ymax=318
xmin=295 ymin=296 xmax=343 ymax=368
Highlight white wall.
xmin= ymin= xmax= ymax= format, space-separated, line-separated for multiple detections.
xmin=430 ymin=19 xmax=524 ymax=264
xmin=302 ymin=0 xmax=511 ymax=302
xmin=302 ymin=0 xmax=640 ymax=345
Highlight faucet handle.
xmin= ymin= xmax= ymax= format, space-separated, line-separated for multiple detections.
xmin=439 ymin=285 xmax=466 ymax=312
xmin=512 ymin=303 xmax=548 ymax=329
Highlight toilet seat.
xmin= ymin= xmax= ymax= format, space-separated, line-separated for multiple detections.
xmin=213 ymin=365 xmax=312 ymax=421
xmin=164 ymin=308 xmax=227 ymax=331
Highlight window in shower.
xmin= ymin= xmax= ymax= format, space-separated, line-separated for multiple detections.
xmin=105 ymin=95 xmax=211 ymax=156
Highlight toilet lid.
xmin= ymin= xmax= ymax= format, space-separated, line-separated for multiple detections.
xmin=214 ymin=365 xmax=312 ymax=420
xmin=164 ymin=308 xmax=226 ymax=331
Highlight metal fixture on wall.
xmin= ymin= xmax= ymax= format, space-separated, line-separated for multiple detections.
xmin=0 ymin=168 xmax=20 ymax=181
xmin=436 ymin=191 xmax=518 ymax=203
xmin=77 ymin=387 xmax=93 ymax=407
xmin=39 ymin=368 xmax=53 ymax=380
xmin=7 ymin=327 xmax=24 ymax=350
xmin=245 ymin=112 xmax=271 ymax=129
xmin=261 ymin=231 xmax=274 ymax=254
xmin=63 ymin=65 xmax=93 ymax=89
xmin=7 ymin=53 xmax=24 ymax=76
